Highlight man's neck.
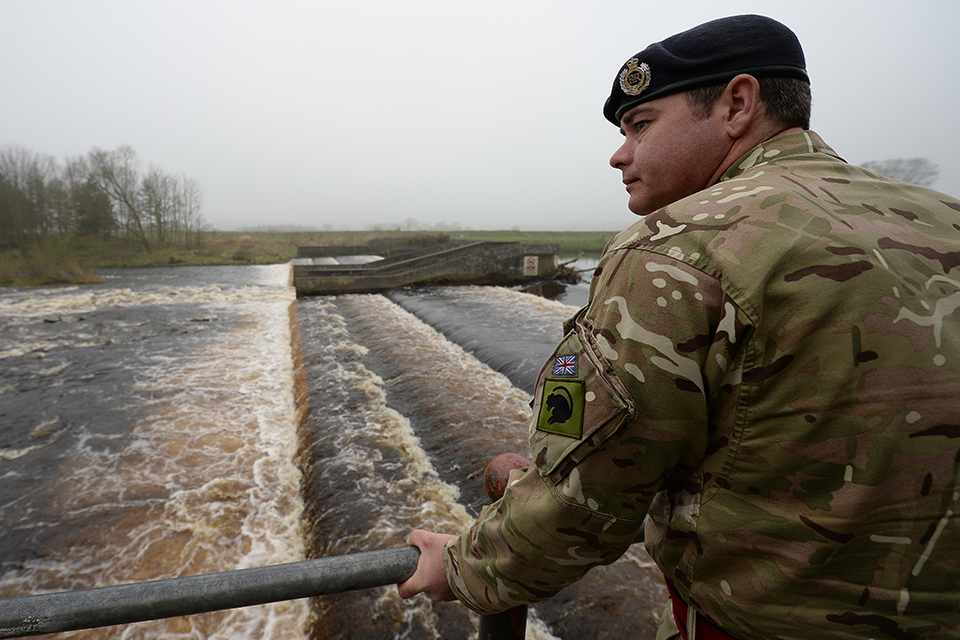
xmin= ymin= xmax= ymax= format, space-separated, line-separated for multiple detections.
xmin=706 ymin=125 xmax=803 ymax=188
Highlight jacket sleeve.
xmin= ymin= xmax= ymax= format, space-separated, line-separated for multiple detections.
xmin=444 ymin=247 xmax=743 ymax=614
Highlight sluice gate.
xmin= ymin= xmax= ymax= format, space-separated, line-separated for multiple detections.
xmin=293 ymin=240 xmax=563 ymax=296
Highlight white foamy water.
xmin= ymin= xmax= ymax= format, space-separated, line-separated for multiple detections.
xmin=0 ymin=264 xmax=310 ymax=639
xmin=296 ymin=297 xmax=476 ymax=638
xmin=297 ymin=295 xmax=565 ymax=639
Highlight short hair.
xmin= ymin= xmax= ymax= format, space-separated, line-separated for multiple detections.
xmin=685 ymin=77 xmax=812 ymax=130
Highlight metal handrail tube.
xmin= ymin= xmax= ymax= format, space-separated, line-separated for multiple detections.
xmin=0 ymin=547 xmax=420 ymax=639
xmin=479 ymin=453 xmax=532 ymax=640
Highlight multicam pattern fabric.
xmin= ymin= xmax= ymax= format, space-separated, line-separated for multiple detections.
xmin=445 ymin=130 xmax=960 ymax=639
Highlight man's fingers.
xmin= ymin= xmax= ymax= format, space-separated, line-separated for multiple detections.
xmin=397 ymin=530 xmax=457 ymax=601
xmin=397 ymin=572 xmax=421 ymax=599
xmin=397 ymin=539 xmax=428 ymax=598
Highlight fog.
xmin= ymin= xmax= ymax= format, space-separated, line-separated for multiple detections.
xmin=3 ymin=0 xmax=958 ymax=231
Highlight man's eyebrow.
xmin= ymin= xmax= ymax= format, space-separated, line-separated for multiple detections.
xmin=619 ymin=106 xmax=657 ymax=133
xmin=622 ymin=106 xmax=656 ymax=123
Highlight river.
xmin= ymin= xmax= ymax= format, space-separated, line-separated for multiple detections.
xmin=0 ymin=262 xmax=665 ymax=639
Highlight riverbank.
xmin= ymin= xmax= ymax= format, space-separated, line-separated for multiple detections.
xmin=1 ymin=230 xmax=613 ymax=287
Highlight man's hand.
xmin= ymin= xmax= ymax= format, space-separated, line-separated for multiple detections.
xmin=397 ymin=529 xmax=457 ymax=601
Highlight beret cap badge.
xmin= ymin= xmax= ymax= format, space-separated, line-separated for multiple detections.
xmin=619 ymin=58 xmax=651 ymax=97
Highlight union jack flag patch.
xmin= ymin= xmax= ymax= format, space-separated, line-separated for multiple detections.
xmin=552 ymin=354 xmax=577 ymax=376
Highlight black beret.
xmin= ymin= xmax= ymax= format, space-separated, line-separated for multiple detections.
xmin=603 ymin=14 xmax=809 ymax=126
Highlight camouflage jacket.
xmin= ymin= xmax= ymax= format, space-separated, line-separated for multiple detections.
xmin=445 ymin=130 xmax=960 ymax=639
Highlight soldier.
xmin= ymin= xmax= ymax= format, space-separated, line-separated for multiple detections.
xmin=399 ymin=14 xmax=960 ymax=640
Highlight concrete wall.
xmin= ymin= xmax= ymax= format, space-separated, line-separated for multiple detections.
xmin=293 ymin=242 xmax=559 ymax=296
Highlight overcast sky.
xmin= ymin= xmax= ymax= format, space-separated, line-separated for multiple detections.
xmin=3 ymin=1 xmax=958 ymax=232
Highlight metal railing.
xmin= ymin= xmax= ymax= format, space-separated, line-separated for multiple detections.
xmin=0 ymin=454 xmax=533 ymax=639
xmin=0 ymin=548 xmax=420 ymax=638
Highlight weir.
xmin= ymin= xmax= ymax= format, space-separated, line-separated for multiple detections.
xmin=293 ymin=240 xmax=566 ymax=295
xmin=0 ymin=264 xmax=665 ymax=639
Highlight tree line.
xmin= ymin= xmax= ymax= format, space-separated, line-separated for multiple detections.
xmin=860 ymin=158 xmax=939 ymax=188
xmin=0 ymin=144 xmax=204 ymax=252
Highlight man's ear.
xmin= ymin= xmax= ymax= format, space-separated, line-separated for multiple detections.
xmin=720 ymin=74 xmax=761 ymax=138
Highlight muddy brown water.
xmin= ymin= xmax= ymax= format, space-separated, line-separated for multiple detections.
xmin=0 ymin=263 xmax=664 ymax=639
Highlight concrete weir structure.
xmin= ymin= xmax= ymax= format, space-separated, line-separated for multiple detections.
xmin=293 ymin=240 xmax=561 ymax=296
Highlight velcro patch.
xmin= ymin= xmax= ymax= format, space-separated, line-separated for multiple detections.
xmin=536 ymin=378 xmax=584 ymax=439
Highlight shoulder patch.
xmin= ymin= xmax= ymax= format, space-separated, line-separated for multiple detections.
xmin=536 ymin=379 xmax=584 ymax=439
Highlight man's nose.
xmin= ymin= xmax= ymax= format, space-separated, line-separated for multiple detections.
xmin=609 ymin=141 xmax=630 ymax=169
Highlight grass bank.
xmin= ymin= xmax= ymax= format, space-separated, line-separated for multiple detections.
xmin=0 ymin=230 xmax=613 ymax=287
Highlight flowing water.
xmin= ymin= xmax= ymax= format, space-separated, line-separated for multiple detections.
xmin=0 ymin=265 xmax=309 ymax=639
xmin=0 ymin=262 xmax=665 ymax=639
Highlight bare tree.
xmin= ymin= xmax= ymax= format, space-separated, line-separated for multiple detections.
xmin=162 ymin=174 xmax=204 ymax=247
xmin=861 ymin=158 xmax=940 ymax=187
xmin=1 ymin=143 xmax=203 ymax=252
xmin=46 ymin=175 xmax=72 ymax=235
xmin=61 ymin=156 xmax=112 ymax=239
xmin=0 ymin=147 xmax=33 ymax=246
xmin=141 ymin=165 xmax=176 ymax=246
xmin=177 ymin=175 xmax=204 ymax=247
xmin=88 ymin=146 xmax=146 ymax=249
xmin=0 ymin=146 xmax=57 ymax=246
xmin=88 ymin=146 xmax=153 ymax=252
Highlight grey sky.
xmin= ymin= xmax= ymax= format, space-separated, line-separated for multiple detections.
xmin=3 ymin=1 xmax=958 ymax=232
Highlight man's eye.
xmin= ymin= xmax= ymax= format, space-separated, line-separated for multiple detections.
xmin=620 ymin=120 xmax=647 ymax=137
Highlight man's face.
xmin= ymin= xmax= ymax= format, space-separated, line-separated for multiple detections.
xmin=610 ymin=92 xmax=730 ymax=216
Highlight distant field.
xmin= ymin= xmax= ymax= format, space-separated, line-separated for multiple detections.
xmin=1 ymin=230 xmax=614 ymax=287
